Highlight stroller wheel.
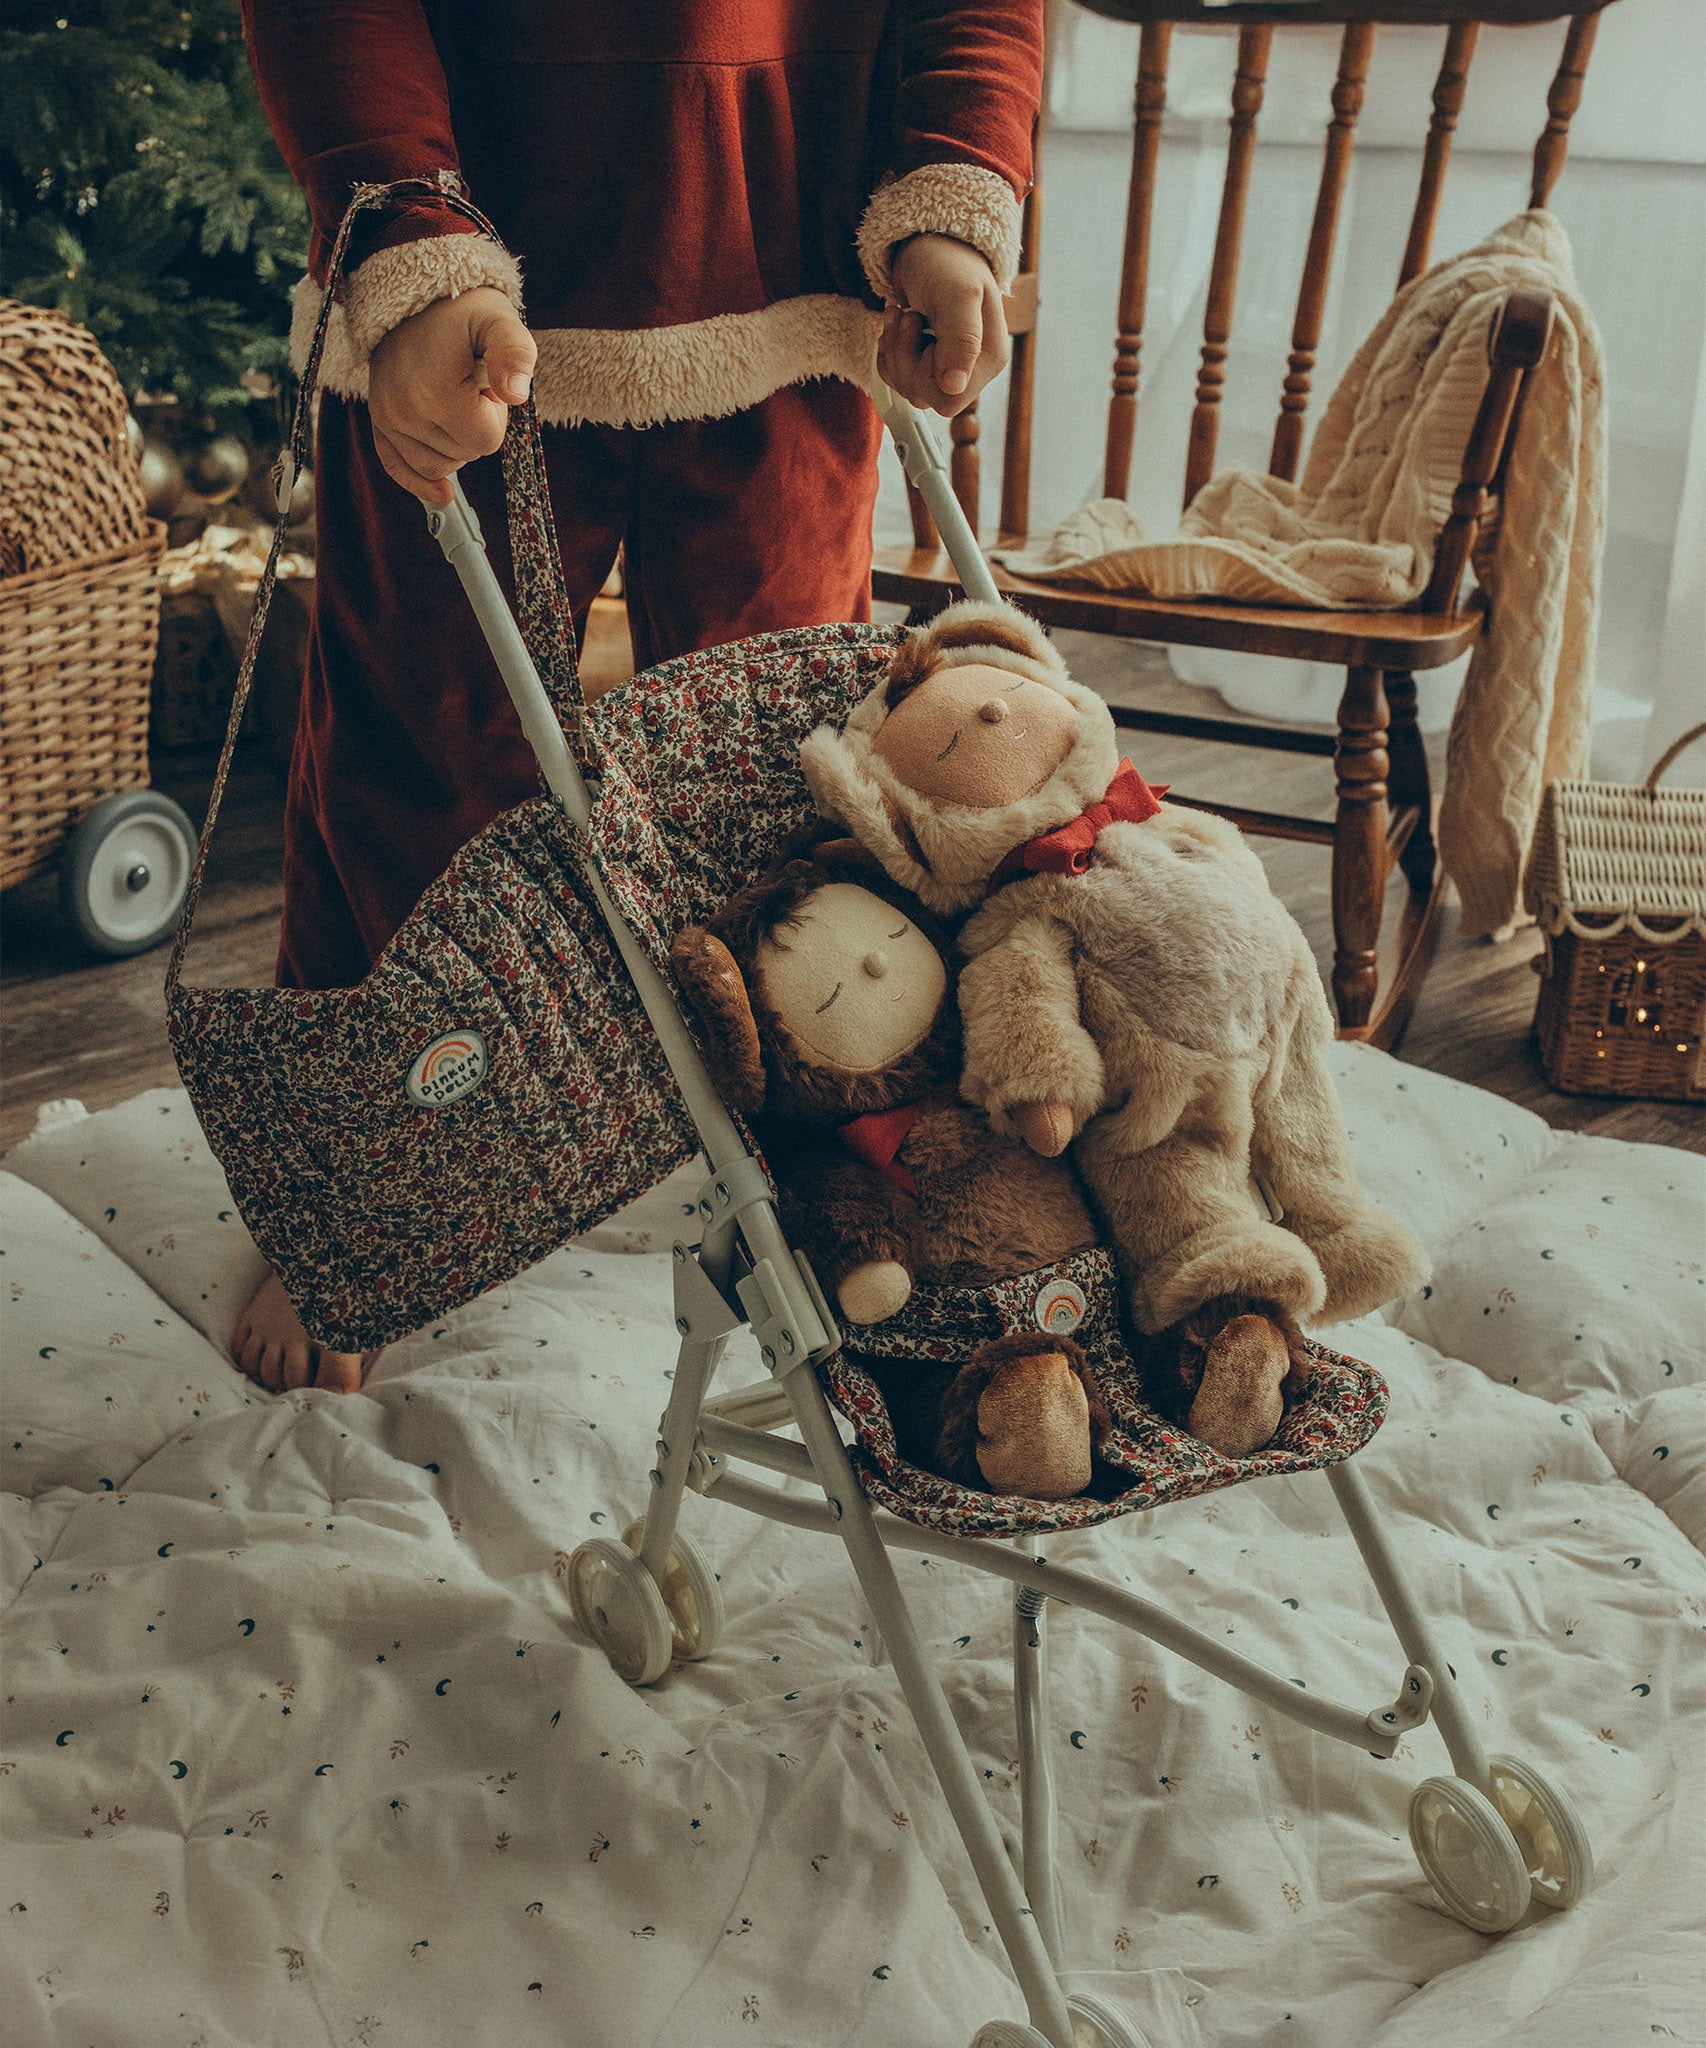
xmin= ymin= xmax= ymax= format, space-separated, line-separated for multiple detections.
xmin=1488 ymin=1754 xmax=1594 ymax=1909
xmin=565 ymin=1537 xmax=672 ymax=1685
xmin=1065 ymin=1991 xmax=1152 ymax=2047
xmin=970 ymin=1999 xmax=1150 ymax=2048
xmin=1409 ymin=1776 xmax=1530 ymax=1933
xmin=621 ymin=1521 xmax=724 ymax=1661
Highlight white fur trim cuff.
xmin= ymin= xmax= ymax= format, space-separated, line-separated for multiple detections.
xmin=289 ymin=283 xmax=881 ymax=429
xmin=857 ymin=163 xmax=1024 ymax=299
xmin=289 ymin=235 xmax=525 ymax=382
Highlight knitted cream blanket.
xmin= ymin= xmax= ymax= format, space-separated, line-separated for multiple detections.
xmin=995 ymin=211 xmax=1607 ymax=940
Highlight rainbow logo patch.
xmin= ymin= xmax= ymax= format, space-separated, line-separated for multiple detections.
xmin=1032 ymin=1276 xmax=1088 ymax=1336
xmin=405 ymin=1030 xmax=489 ymax=1109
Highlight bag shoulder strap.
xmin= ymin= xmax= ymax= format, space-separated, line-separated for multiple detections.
xmin=166 ymin=176 xmax=592 ymax=995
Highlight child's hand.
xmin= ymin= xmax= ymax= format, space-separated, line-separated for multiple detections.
xmin=880 ymin=234 xmax=1011 ymax=418
xmin=367 ymin=286 xmax=536 ymax=505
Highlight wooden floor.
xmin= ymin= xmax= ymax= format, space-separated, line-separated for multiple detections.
xmin=3 ymin=609 xmax=1700 ymax=1157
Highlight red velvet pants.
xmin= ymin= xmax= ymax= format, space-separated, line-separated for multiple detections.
xmin=278 ymin=380 xmax=882 ymax=990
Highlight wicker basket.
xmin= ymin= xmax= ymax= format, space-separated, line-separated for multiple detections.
xmin=1527 ymin=724 xmax=1706 ymax=1102
xmin=0 ymin=299 xmax=164 ymax=892
xmin=152 ymin=584 xmax=237 ymax=751
xmin=0 ymin=526 xmax=168 ymax=890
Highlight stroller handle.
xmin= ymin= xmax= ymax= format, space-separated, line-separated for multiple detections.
xmin=427 ymin=481 xmax=770 ymax=1174
xmin=427 ymin=487 xmax=595 ymax=834
xmin=868 ymin=361 xmax=1002 ymax=607
xmin=428 ymin=476 xmax=839 ymax=1364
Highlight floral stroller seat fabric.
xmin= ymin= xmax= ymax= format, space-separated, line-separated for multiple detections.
xmin=823 ymin=1247 xmax=1389 ymax=1536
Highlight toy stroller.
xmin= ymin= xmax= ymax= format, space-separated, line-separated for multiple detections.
xmin=406 ymin=376 xmax=1596 ymax=2048
xmin=163 ymin=181 xmax=1591 ymax=2046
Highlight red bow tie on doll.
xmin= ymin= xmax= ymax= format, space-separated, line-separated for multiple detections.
xmin=986 ymin=758 xmax=1169 ymax=895
xmin=840 ymin=1081 xmax=960 ymax=1199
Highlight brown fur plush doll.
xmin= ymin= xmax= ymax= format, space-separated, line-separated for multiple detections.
xmin=670 ymin=838 xmax=1117 ymax=1499
xmin=800 ymin=600 xmax=1429 ymax=1456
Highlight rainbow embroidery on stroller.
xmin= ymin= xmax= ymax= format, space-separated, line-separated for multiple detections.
xmin=171 ymin=185 xmax=1596 ymax=2048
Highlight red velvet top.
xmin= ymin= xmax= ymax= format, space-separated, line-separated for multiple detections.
xmin=242 ymin=0 xmax=1042 ymax=332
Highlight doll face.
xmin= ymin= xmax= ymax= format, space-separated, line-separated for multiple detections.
xmin=872 ymin=661 xmax=1077 ymax=809
xmin=756 ymin=883 xmax=947 ymax=1073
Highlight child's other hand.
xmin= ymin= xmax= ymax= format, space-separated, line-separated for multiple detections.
xmin=367 ymin=286 xmax=536 ymax=505
xmin=880 ymin=234 xmax=1010 ymax=418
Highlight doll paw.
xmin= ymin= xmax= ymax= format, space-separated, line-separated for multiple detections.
xmin=838 ymin=1260 xmax=913 ymax=1325
xmin=1011 ymin=1100 xmax=1075 ymax=1157
xmin=936 ymin=1336 xmax=1106 ymax=1500
xmin=1185 ymin=1313 xmax=1292 ymax=1458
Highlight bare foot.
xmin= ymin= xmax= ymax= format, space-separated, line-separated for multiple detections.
xmin=232 ymin=1271 xmax=367 ymax=1393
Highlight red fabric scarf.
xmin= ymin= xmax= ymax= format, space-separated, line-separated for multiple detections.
xmin=839 ymin=1080 xmax=960 ymax=1198
xmin=986 ymin=758 xmax=1168 ymax=894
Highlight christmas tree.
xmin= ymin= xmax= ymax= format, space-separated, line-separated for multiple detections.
xmin=1 ymin=0 xmax=307 ymax=426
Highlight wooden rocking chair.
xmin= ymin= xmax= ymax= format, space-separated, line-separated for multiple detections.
xmin=873 ymin=0 xmax=1616 ymax=1048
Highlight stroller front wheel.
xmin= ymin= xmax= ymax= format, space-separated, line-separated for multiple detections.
xmin=1409 ymin=1775 xmax=1530 ymax=1933
xmin=1488 ymin=1754 xmax=1594 ymax=1909
xmin=566 ymin=1537 xmax=672 ymax=1685
xmin=621 ymin=1520 xmax=724 ymax=1661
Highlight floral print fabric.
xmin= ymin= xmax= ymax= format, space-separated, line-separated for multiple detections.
xmin=169 ymin=622 xmax=904 ymax=1352
xmin=823 ymin=1248 xmax=1388 ymax=1535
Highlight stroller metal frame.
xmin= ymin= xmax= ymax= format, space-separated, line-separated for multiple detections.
xmin=424 ymin=391 xmax=1589 ymax=2046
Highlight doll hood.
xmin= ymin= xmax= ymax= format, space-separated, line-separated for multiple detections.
xmin=799 ymin=600 xmax=1122 ymax=914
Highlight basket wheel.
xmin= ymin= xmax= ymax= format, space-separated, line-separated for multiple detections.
xmin=1409 ymin=1776 xmax=1531 ymax=1934
xmin=1488 ymin=1754 xmax=1594 ymax=1909
xmin=565 ymin=1537 xmax=672 ymax=1687
xmin=620 ymin=1521 xmax=723 ymax=1661
xmin=58 ymin=789 xmax=196 ymax=958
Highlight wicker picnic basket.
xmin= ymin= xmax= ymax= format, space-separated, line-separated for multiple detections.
xmin=1527 ymin=723 xmax=1706 ymax=1102
xmin=0 ymin=299 xmax=166 ymax=893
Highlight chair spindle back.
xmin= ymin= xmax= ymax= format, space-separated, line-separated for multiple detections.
xmin=971 ymin=5 xmax=1608 ymax=550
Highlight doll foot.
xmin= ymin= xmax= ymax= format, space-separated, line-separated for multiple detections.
xmin=1011 ymin=1100 xmax=1074 ymax=1157
xmin=1186 ymin=1314 xmax=1294 ymax=1458
xmin=936 ymin=1334 xmax=1112 ymax=1500
xmin=1141 ymin=1293 xmax=1310 ymax=1457
xmin=232 ymin=1271 xmax=368 ymax=1394
xmin=838 ymin=1260 xmax=912 ymax=1325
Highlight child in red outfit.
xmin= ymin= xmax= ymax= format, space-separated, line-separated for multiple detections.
xmin=232 ymin=0 xmax=1044 ymax=1390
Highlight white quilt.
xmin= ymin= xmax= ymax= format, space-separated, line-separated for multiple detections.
xmin=2 ymin=1047 xmax=1702 ymax=2048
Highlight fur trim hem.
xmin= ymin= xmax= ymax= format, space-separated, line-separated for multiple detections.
xmin=1133 ymin=1224 xmax=1327 ymax=1335
xmin=857 ymin=163 xmax=1024 ymax=297
xmin=1302 ymin=1209 xmax=1430 ymax=1325
xmin=290 ymin=279 xmax=881 ymax=427
xmin=800 ymin=599 xmax=1122 ymax=913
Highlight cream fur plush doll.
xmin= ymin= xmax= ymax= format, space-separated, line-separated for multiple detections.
xmin=801 ymin=601 xmax=1427 ymax=1450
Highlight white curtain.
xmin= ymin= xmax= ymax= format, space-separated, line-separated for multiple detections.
xmin=874 ymin=0 xmax=1706 ymax=780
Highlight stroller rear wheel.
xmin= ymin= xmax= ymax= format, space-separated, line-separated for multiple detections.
xmin=1409 ymin=1775 xmax=1530 ymax=1933
xmin=971 ymin=1991 xmax=1152 ymax=2047
xmin=565 ymin=1537 xmax=672 ymax=1685
xmin=1488 ymin=1754 xmax=1594 ymax=1909
xmin=621 ymin=1520 xmax=724 ymax=1661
